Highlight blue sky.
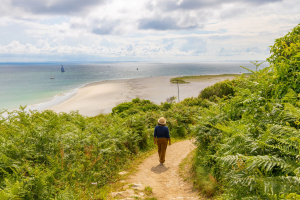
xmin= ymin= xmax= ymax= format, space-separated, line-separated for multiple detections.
xmin=0 ymin=0 xmax=299 ymax=62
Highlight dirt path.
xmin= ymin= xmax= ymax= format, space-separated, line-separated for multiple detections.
xmin=116 ymin=140 xmax=200 ymax=200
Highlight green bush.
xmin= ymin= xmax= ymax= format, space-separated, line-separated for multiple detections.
xmin=112 ymin=102 xmax=133 ymax=114
xmin=191 ymin=24 xmax=300 ymax=199
xmin=0 ymin=109 xmax=156 ymax=199
xmin=0 ymin=95 xmax=202 ymax=198
xmin=112 ymin=98 xmax=159 ymax=115
xmin=267 ymin=23 xmax=300 ymax=98
xmin=180 ymin=97 xmax=210 ymax=107
xmin=198 ymin=79 xmax=235 ymax=100
xmin=161 ymin=102 xmax=172 ymax=110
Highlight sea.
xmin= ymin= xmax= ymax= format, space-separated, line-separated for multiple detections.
xmin=0 ymin=62 xmax=269 ymax=111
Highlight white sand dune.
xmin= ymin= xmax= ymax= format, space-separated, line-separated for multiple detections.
xmin=48 ymin=75 xmax=235 ymax=117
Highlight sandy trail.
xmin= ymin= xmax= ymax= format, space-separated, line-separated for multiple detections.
xmin=127 ymin=140 xmax=199 ymax=200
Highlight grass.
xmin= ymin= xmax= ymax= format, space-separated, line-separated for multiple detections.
xmin=179 ymin=148 xmax=196 ymax=182
xmin=178 ymin=148 xmax=212 ymax=199
xmin=193 ymin=165 xmax=219 ymax=198
xmin=144 ymin=186 xmax=153 ymax=196
xmin=170 ymin=74 xmax=244 ymax=84
xmin=170 ymin=78 xmax=190 ymax=84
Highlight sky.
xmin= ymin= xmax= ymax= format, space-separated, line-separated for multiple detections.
xmin=0 ymin=0 xmax=299 ymax=62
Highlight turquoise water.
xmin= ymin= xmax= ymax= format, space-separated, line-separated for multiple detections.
xmin=0 ymin=62 xmax=268 ymax=110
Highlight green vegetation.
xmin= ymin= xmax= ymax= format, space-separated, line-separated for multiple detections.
xmin=170 ymin=77 xmax=190 ymax=84
xmin=198 ymin=79 xmax=235 ymax=100
xmin=170 ymin=74 xmax=238 ymax=84
xmin=192 ymin=23 xmax=300 ymax=199
xmin=0 ymin=98 xmax=198 ymax=199
xmin=144 ymin=186 xmax=153 ymax=196
xmin=1 ymin=23 xmax=300 ymax=200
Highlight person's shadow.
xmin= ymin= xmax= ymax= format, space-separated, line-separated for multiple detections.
xmin=151 ymin=164 xmax=169 ymax=174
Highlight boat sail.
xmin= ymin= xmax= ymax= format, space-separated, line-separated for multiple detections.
xmin=50 ymin=68 xmax=55 ymax=79
xmin=61 ymin=65 xmax=65 ymax=72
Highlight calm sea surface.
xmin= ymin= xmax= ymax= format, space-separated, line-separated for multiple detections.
xmin=0 ymin=62 xmax=269 ymax=111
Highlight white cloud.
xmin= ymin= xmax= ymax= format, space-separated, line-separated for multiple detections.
xmin=0 ymin=0 xmax=299 ymax=62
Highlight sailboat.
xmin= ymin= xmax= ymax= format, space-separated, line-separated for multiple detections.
xmin=61 ymin=65 xmax=65 ymax=72
xmin=50 ymin=68 xmax=55 ymax=79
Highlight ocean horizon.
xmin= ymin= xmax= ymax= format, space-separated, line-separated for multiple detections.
xmin=0 ymin=61 xmax=269 ymax=112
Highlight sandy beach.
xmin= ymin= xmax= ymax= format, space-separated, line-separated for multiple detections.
xmin=48 ymin=75 xmax=236 ymax=117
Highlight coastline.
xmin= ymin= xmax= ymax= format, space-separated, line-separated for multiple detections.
xmin=23 ymin=78 xmax=133 ymax=113
xmin=44 ymin=74 xmax=237 ymax=117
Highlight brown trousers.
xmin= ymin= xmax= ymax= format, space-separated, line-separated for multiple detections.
xmin=157 ymin=138 xmax=168 ymax=163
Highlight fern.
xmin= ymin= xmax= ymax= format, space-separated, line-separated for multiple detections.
xmin=240 ymin=65 xmax=255 ymax=73
xmin=269 ymin=125 xmax=298 ymax=137
xmin=282 ymin=103 xmax=300 ymax=124
xmin=263 ymin=176 xmax=300 ymax=195
xmin=218 ymin=154 xmax=241 ymax=167
xmin=246 ymin=155 xmax=293 ymax=173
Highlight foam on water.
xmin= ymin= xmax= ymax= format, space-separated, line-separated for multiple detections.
xmin=25 ymin=86 xmax=80 ymax=112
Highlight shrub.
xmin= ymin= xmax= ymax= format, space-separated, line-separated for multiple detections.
xmin=191 ymin=24 xmax=300 ymax=199
xmin=180 ymin=97 xmax=209 ymax=108
xmin=112 ymin=98 xmax=159 ymax=115
xmin=199 ymin=80 xmax=235 ymax=100
xmin=267 ymin=23 xmax=300 ymax=98
xmin=0 ymin=109 xmax=157 ymax=199
xmin=166 ymin=96 xmax=177 ymax=103
xmin=132 ymin=97 xmax=141 ymax=103
xmin=161 ymin=102 xmax=172 ymax=110
xmin=112 ymin=102 xmax=133 ymax=114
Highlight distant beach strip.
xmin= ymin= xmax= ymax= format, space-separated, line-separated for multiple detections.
xmin=47 ymin=74 xmax=238 ymax=117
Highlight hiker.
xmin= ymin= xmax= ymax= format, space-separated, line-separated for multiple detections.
xmin=154 ymin=117 xmax=171 ymax=165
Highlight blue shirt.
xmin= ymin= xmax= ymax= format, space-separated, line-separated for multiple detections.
xmin=154 ymin=125 xmax=170 ymax=138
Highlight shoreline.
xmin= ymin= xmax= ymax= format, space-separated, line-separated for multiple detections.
xmin=25 ymin=77 xmax=134 ymax=113
xmin=47 ymin=74 xmax=237 ymax=116
xmin=2 ymin=73 xmax=239 ymax=117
